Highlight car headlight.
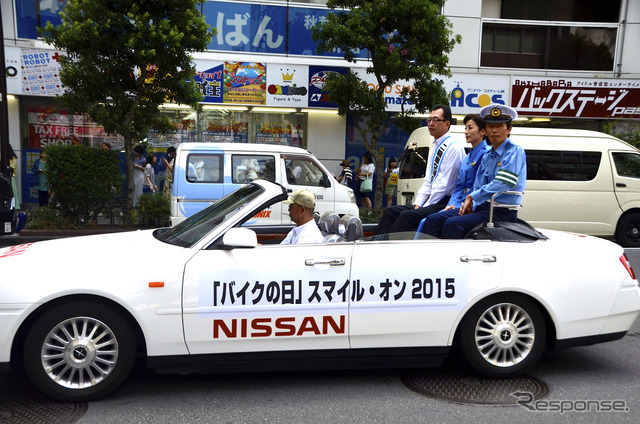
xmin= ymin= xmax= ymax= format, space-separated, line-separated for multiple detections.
xmin=348 ymin=190 xmax=356 ymax=203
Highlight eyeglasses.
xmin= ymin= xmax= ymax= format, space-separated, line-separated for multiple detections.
xmin=426 ymin=117 xmax=447 ymax=124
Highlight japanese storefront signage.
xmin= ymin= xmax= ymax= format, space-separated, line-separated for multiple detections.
xmin=266 ymin=64 xmax=309 ymax=107
xmin=223 ymin=62 xmax=267 ymax=105
xmin=444 ymin=74 xmax=510 ymax=115
xmin=204 ymin=1 xmax=286 ymax=54
xmin=512 ymin=77 xmax=640 ymax=119
xmin=4 ymin=47 xmax=64 ymax=96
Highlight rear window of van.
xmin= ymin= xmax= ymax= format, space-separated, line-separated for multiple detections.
xmin=526 ymin=150 xmax=601 ymax=181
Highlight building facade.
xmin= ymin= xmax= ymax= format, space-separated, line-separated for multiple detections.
xmin=2 ymin=0 xmax=639 ymax=206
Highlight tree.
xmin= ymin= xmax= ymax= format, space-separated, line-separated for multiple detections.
xmin=312 ymin=0 xmax=460 ymax=211
xmin=42 ymin=0 xmax=212 ymax=214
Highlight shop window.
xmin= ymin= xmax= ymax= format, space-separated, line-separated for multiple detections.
xmin=499 ymin=0 xmax=621 ymax=23
xmin=482 ymin=23 xmax=616 ymax=71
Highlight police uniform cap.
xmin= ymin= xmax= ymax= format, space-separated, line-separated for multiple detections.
xmin=480 ymin=104 xmax=518 ymax=123
xmin=283 ymin=189 xmax=315 ymax=209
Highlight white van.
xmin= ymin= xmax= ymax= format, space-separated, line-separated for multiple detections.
xmin=170 ymin=143 xmax=358 ymax=226
xmin=397 ymin=126 xmax=640 ymax=246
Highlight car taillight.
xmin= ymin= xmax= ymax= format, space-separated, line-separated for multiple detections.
xmin=620 ymin=254 xmax=636 ymax=281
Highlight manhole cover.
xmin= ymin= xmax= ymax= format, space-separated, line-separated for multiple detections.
xmin=0 ymin=392 xmax=87 ymax=423
xmin=402 ymin=368 xmax=549 ymax=406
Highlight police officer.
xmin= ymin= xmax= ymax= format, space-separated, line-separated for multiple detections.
xmin=423 ymin=104 xmax=526 ymax=239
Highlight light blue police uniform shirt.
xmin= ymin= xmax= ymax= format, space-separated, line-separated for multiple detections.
xmin=447 ymin=140 xmax=489 ymax=208
xmin=469 ymin=138 xmax=527 ymax=208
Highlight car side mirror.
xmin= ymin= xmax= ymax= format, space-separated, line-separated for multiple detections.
xmin=222 ymin=227 xmax=258 ymax=248
xmin=321 ymin=174 xmax=331 ymax=188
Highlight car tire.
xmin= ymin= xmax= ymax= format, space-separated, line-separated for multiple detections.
xmin=459 ymin=294 xmax=546 ymax=378
xmin=615 ymin=212 xmax=640 ymax=247
xmin=23 ymin=300 xmax=136 ymax=402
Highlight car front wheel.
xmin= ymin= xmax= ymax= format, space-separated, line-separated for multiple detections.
xmin=23 ymin=301 xmax=136 ymax=402
xmin=460 ymin=294 xmax=546 ymax=378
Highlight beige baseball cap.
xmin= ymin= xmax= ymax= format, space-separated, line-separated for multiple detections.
xmin=283 ymin=189 xmax=315 ymax=208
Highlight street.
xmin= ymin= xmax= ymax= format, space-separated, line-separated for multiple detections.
xmin=1 ymin=316 xmax=639 ymax=423
xmin=1 ymin=236 xmax=640 ymax=423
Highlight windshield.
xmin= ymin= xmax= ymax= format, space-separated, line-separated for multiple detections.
xmin=157 ymin=184 xmax=264 ymax=247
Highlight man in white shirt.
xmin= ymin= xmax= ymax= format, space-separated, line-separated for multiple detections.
xmin=375 ymin=104 xmax=465 ymax=235
xmin=281 ymin=189 xmax=324 ymax=244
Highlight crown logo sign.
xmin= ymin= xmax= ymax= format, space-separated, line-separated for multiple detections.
xmin=282 ymin=70 xmax=294 ymax=83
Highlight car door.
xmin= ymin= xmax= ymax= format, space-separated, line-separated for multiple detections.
xmin=281 ymin=155 xmax=335 ymax=222
xmin=229 ymin=153 xmax=281 ymax=225
xmin=182 ymin=242 xmax=353 ymax=354
xmin=348 ymin=238 xmax=503 ymax=349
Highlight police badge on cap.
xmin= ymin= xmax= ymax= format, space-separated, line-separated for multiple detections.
xmin=480 ymin=104 xmax=518 ymax=123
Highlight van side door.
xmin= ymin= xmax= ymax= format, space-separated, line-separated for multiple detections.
xmin=281 ymin=154 xmax=335 ymax=222
xmin=229 ymin=153 xmax=280 ymax=224
xmin=611 ymin=151 xmax=640 ymax=212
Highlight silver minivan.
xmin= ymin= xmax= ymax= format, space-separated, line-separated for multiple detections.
xmin=397 ymin=126 xmax=640 ymax=246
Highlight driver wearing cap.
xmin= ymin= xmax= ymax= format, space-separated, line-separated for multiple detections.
xmin=423 ymin=104 xmax=527 ymax=239
xmin=281 ymin=189 xmax=324 ymax=244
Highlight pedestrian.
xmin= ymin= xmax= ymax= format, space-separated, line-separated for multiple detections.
xmin=337 ymin=159 xmax=353 ymax=186
xmin=383 ymin=157 xmax=399 ymax=207
xmin=133 ymin=144 xmax=146 ymax=205
xmin=281 ymin=189 xmax=323 ymax=244
xmin=7 ymin=145 xmax=20 ymax=210
xmin=374 ymin=104 xmax=465 ymax=235
xmin=357 ymin=152 xmax=375 ymax=209
xmin=31 ymin=151 xmax=50 ymax=207
xmin=101 ymin=142 xmax=112 ymax=151
xmin=162 ymin=146 xmax=176 ymax=200
xmin=144 ymin=153 xmax=158 ymax=194
xmin=423 ymin=104 xmax=526 ymax=239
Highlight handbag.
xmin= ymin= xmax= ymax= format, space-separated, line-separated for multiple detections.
xmin=360 ymin=174 xmax=373 ymax=193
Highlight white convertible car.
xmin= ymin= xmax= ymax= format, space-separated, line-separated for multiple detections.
xmin=1 ymin=180 xmax=639 ymax=401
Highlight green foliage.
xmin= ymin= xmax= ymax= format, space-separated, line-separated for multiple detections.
xmin=41 ymin=0 xmax=212 ymax=210
xmin=605 ymin=121 xmax=640 ymax=150
xmin=25 ymin=207 xmax=75 ymax=230
xmin=44 ymin=145 xmax=121 ymax=225
xmin=132 ymin=192 xmax=170 ymax=228
xmin=312 ymin=0 xmax=460 ymax=209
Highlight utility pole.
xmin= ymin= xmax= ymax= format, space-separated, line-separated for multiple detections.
xmin=0 ymin=1 xmax=11 ymax=177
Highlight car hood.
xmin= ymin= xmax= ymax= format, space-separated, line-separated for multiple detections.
xmin=0 ymin=230 xmax=197 ymax=303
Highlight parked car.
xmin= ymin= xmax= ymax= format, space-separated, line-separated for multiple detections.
xmin=398 ymin=126 xmax=640 ymax=246
xmin=170 ymin=142 xmax=358 ymax=226
xmin=1 ymin=180 xmax=638 ymax=401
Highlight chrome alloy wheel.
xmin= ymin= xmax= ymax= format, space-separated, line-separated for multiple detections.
xmin=474 ymin=303 xmax=535 ymax=368
xmin=40 ymin=317 xmax=119 ymax=389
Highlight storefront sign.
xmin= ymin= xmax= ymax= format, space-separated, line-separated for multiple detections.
xmin=512 ymin=77 xmax=640 ymax=119
xmin=4 ymin=47 xmax=64 ymax=96
xmin=308 ymin=66 xmax=349 ymax=109
xmin=223 ymin=62 xmax=267 ymax=105
xmin=193 ymin=62 xmax=224 ymax=104
xmin=266 ymin=64 xmax=309 ymax=107
xmin=444 ymin=74 xmax=510 ymax=115
xmin=205 ymin=1 xmax=286 ymax=54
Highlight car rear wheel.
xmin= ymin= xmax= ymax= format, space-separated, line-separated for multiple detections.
xmin=460 ymin=294 xmax=546 ymax=378
xmin=23 ymin=301 xmax=136 ymax=402
xmin=615 ymin=212 xmax=640 ymax=247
